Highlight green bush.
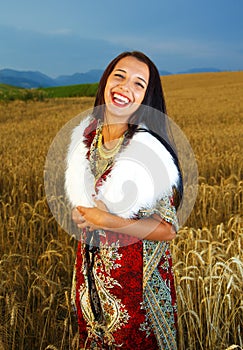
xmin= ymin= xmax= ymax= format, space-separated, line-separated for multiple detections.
xmin=0 ymin=83 xmax=98 ymax=102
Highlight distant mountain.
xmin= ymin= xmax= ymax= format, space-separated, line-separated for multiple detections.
xmin=0 ymin=68 xmax=104 ymax=88
xmin=0 ymin=67 xmax=223 ymax=88
xmin=177 ymin=67 xmax=222 ymax=74
xmin=55 ymin=69 xmax=103 ymax=86
xmin=159 ymin=70 xmax=172 ymax=76
xmin=0 ymin=69 xmax=55 ymax=88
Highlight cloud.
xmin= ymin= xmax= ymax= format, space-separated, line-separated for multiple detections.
xmin=0 ymin=25 xmax=128 ymax=76
xmin=46 ymin=28 xmax=74 ymax=36
xmin=108 ymin=35 xmax=224 ymax=58
xmin=0 ymin=25 xmax=242 ymax=76
xmin=106 ymin=35 xmax=243 ymax=71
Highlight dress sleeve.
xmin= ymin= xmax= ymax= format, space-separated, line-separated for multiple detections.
xmin=138 ymin=194 xmax=179 ymax=232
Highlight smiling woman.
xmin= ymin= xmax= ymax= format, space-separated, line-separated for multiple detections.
xmin=64 ymin=51 xmax=184 ymax=349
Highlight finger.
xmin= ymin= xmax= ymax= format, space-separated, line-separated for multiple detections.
xmin=93 ymin=199 xmax=108 ymax=211
xmin=77 ymin=206 xmax=85 ymax=214
xmin=72 ymin=209 xmax=83 ymax=219
xmin=77 ymin=222 xmax=87 ymax=229
xmin=72 ymin=208 xmax=84 ymax=224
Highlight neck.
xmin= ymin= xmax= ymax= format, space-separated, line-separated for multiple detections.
xmin=103 ymin=123 xmax=127 ymax=140
xmin=103 ymin=110 xmax=130 ymax=142
xmin=102 ymin=116 xmax=128 ymax=143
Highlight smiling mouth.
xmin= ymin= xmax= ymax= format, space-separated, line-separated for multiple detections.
xmin=112 ymin=92 xmax=131 ymax=106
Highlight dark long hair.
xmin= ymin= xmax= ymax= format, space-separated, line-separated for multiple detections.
xmin=93 ymin=51 xmax=183 ymax=205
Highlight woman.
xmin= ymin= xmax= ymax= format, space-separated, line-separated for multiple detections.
xmin=65 ymin=51 xmax=183 ymax=349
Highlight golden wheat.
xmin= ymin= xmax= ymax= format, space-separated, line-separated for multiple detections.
xmin=0 ymin=72 xmax=242 ymax=349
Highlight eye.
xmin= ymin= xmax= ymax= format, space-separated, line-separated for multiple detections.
xmin=114 ymin=73 xmax=125 ymax=79
xmin=135 ymin=81 xmax=145 ymax=89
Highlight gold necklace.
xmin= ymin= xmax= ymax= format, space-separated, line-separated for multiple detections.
xmin=97 ymin=130 xmax=124 ymax=159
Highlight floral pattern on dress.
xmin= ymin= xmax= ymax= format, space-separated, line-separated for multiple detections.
xmin=78 ymin=238 xmax=130 ymax=348
xmin=138 ymin=198 xmax=178 ymax=349
xmin=72 ymin=120 xmax=179 ymax=349
xmin=142 ymin=240 xmax=178 ymax=349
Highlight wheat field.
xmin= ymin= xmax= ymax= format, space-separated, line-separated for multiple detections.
xmin=0 ymin=72 xmax=242 ymax=350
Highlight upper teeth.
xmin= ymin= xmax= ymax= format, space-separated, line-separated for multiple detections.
xmin=113 ymin=93 xmax=129 ymax=104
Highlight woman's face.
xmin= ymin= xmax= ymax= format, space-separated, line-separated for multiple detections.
xmin=104 ymin=56 xmax=149 ymax=122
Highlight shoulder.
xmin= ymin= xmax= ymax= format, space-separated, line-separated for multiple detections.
xmin=70 ymin=115 xmax=95 ymax=145
xmin=67 ymin=115 xmax=96 ymax=158
xmin=128 ymin=130 xmax=179 ymax=188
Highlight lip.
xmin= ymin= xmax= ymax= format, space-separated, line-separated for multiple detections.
xmin=111 ymin=91 xmax=131 ymax=107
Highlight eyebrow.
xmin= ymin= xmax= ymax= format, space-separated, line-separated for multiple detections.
xmin=114 ymin=68 xmax=148 ymax=85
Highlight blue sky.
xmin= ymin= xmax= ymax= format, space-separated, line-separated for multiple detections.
xmin=0 ymin=0 xmax=242 ymax=77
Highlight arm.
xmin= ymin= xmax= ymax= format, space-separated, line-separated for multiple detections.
xmin=72 ymin=202 xmax=176 ymax=241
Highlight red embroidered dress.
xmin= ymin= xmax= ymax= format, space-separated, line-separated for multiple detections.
xmin=68 ymin=119 xmax=179 ymax=349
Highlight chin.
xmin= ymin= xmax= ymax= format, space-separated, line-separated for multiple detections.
xmin=106 ymin=102 xmax=140 ymax=120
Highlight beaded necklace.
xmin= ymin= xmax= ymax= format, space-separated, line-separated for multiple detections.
xmin=89 ymin=122 xmax=127 ymax=181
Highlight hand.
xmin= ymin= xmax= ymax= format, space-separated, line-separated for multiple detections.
xmin=71 ymin=207 xmax=85 ymax=226
xmin=152 ymin=213 xmax=176 ymax=235
xmin=73 ymin=199 xmax=109 ymax=231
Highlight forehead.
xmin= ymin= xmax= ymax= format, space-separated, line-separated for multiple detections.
xmin=113 ymin=56 xmax=149 ymax=78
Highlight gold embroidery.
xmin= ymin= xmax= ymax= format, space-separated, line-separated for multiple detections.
xmin=79 ymin=240 xmax=130 ymax=346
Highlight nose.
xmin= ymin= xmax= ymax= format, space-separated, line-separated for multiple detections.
xmin=119 ymin=78 xmax=130 ymax=91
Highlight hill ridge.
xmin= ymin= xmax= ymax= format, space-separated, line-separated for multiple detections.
xmin=0 ymin=67 xmax=229 ymax=89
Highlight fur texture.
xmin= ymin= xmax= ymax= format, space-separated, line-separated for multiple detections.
xmin=65 ymin=116 xmax=179 ymax=219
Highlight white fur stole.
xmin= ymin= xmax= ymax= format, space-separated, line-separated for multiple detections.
xmin=65 ymin=116 xmax=179 ymax=219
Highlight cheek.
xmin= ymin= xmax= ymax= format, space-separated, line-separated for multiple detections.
xmin=104 ymin=85 xmax=110 ymax=104
xmin=135 ymin=90 xmax=146 ymax=103
xmin=104 ymin=78 xmax=114 ymax=103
